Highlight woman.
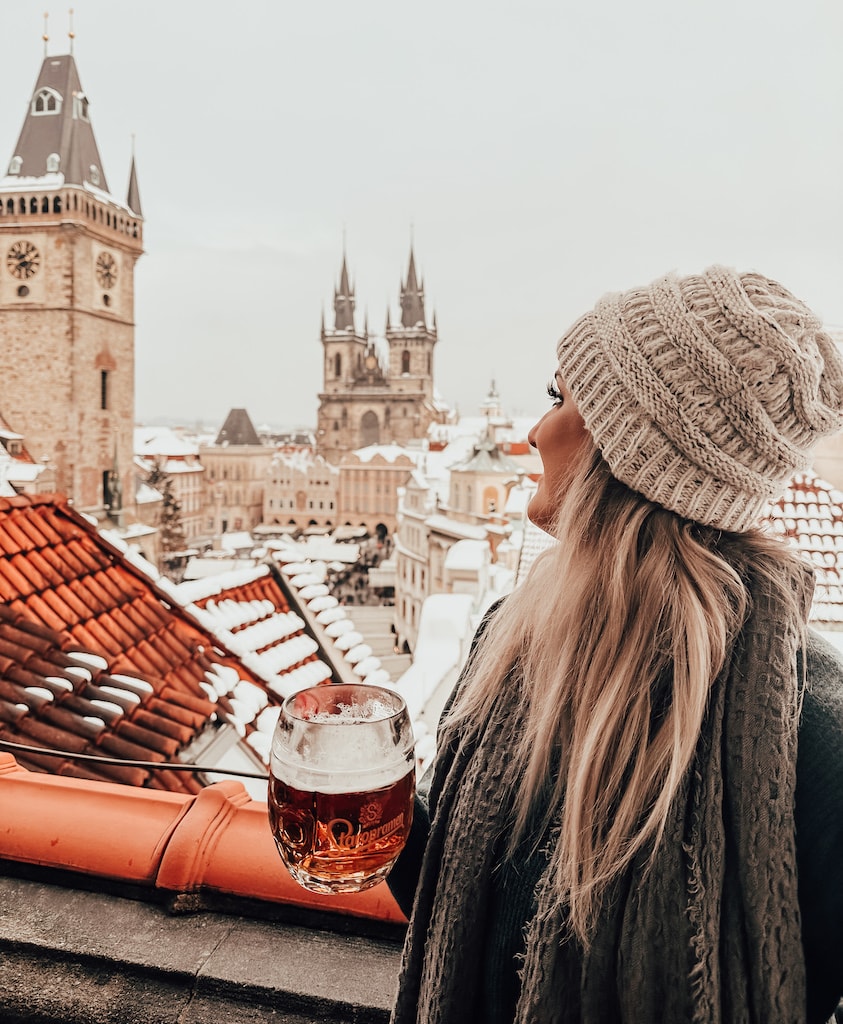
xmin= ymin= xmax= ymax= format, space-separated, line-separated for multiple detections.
xmin=389 ymin=266 xmax=843 ymax=1024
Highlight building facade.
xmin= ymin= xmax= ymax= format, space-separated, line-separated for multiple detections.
xmin=263 ymin=446 xmax=339 ymax=532
xmin=337 ymin=446 xmax=417 ymax=538
xmin=134 ymin=426 xmax=206 ymax=541
xmin=0 ymin=50 xmax=143 ymax=517
xmin=200 ymin=408 xmax=272 ymax=536
xmin=316 ymin=248 xmax=449 ymax=463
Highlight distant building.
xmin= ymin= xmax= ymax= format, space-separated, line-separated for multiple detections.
xmin=0 ymin=415 xmax=56 ymax=495
xmin=0 ymin=48 xmax=143 ymax=519
xmin=200 ymin=408 xmax=272 ymax=536
xmin=263 ymin=446 xmax=339 ymax=532
xmin=135 ymin=425 xmax=205 ymax=540
xmin=316 ymin=248 xmax=450 ymax=463
xmin=392 ymin=422 xmax=524 ymax=650
xmin=337 ymin=445 xmax=417 ymax=538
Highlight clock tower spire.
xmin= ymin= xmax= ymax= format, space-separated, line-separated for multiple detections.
xmin=0 ymin=43 xmax=143 ymax=519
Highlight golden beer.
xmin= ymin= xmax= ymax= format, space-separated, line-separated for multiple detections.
xmin=268 ymin=683 xmax=415 ymax=894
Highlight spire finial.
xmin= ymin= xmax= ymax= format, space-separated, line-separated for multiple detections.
xmin=68 ymin=8 xmax=75 ymax=54
xmin=43 ymin=11 xmax=49 ymax=56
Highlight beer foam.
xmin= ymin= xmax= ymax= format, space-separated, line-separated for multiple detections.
xmin=307 ymin=696 xmax=395 ymax=725
xmin=270 ymin=750 xmax=412 ymax=794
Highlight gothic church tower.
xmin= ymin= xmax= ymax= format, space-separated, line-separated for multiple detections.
xmin=316 ymin=246 xmax=445 ymax=463
xmin=0 ymin=42 xmax=143 ymax=518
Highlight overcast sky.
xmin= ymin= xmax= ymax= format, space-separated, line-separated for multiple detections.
xmin=1 ymin=1 xmax=841 ymax=433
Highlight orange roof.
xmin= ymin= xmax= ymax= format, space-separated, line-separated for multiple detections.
xmin=0 ymin=493 xmax=326 ymax=791
xmin=0 ymin=494 xmax=404 ymax=921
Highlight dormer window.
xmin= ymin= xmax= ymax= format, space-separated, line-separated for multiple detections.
xmin=32 ymin=88 xmax=62 ymax=115
xmin=46 ymin=153 xmax=60 ymax=173
xmin=8 ymin=156 xmax=22 ymax=175
xmin=73 ymin=92 xmax=90 ymax=121
xmin=89 ymin=165 xmax=101 ymax=186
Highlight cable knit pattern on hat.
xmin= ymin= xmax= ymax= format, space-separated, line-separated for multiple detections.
xmin=557 ymin=266 xmax=843 ymax=531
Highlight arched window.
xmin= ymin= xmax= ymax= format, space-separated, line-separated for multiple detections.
xmin=46 ymin=153 xmax=60 ymax=173
xmin=341 ymin=408 xmax=348 ymax=427
xmin=32 ymin=88 xmax=61 ymax=115
xmin=361 ymin=411 xmax=379 ymax=446
xmin=8 ymin=156 xmax=22 ymax=175
xmin=401 ymin=350 xmax=411 ymax=374
xmin=334 ymin=352 xmax=342 ymax=377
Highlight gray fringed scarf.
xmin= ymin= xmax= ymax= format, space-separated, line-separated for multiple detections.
xmin=392 ymin=562 xmax=813 ymax=1024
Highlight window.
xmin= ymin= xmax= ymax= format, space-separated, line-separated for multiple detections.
xmin=89 ymin=164 xmax=101 ymax=186
xmin=46 ymin=153 xmax=60 ymax=173
xmin=334 ymin=353 xmax=342 ymax=378
xmin=100 ymin=371 xmax=109 ymax=411
xmin=32 ymin=88 xmax=61 ymax=115
xmin=74 ymin=93 xmax=90 ymax=121
xmin=401 ymin=350 xmax=410 ymax=374
xmin=358 ymin=409 xmax=378 ymax=446
xmin=8 ymin=156 xmax=22 ymax=175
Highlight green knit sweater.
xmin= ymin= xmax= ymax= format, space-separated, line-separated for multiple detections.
xmin=389 ymin=629 xmax=843 ymax=1024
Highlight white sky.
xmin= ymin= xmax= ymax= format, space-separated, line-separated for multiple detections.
xmin=1 ymin=1 xmax=841 ymax=433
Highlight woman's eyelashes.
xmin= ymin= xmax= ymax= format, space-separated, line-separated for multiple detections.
xmin=546 ymin=380 xmax=564 ymax=406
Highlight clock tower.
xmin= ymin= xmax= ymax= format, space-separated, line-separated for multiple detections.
xmin=0 ymin=47 xmax=143 ymax=518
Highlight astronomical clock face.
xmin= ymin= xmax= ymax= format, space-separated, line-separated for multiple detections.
xmin=6 ymin=240 xmax=40 ymax=280
xmin=95 ymin=251 xmax=118 ymax=289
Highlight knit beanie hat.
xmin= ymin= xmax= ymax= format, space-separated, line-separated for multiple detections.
xmin=557 ymin=265 xmax=843 ymax=532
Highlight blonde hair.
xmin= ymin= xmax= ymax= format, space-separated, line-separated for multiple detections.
xmin=445 ymin=441 xmax=805 ymax=945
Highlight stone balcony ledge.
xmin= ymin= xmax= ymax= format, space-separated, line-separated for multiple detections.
xmin=0 ymin=753 xmax=406 ymax=1023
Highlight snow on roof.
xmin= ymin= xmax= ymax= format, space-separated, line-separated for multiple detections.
xmin=135 ymin=481 xmax=162 ymax=504
xmin=444 ymin=539 xmax=489 ymax=571
xmin=424 ymin=514 xmax=487 ymax=541
xmin=350 ymin=444 xmax=419 ymax=464
xmin=2 ymin=461 xmax=44 ymax=483
xmin=176 ymin=564 xmax=272 ymax=606
xmin=391 ymin=593 xmax=475 ymax=722
xmin=134 ymin=425 xmax=199 ymax=457
xmin=271 ymin=448 xmax=337 ymax=475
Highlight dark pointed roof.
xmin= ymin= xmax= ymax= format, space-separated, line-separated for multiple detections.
xmin=126 ymin=155 xmax=142 ymax=216
xmin=400 ymin=247 xmax=426 ymax=329
xmin=333 ymin=253 xmax=356 ymax=331
xmin=214 ymin=409 xmax=261 ymax=447
xmin=5 ymin=54 xmax=109 ymax=192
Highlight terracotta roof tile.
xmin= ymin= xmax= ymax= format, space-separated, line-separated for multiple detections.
xmin=0 ymin=495 xmax=350 ymax=804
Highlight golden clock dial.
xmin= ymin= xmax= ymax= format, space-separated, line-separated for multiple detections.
xmin=95 ymin=251 xmax=118 ymax=289
xmin=6 ymin=240 xmax=40 ymax=280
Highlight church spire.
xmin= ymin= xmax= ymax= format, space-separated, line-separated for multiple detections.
xmin=5 ymin=53 xmax=110 ymax=192
xmin=400 ymin=246 xmax=426 ymax=329
xmin=333 ymin=251 xmax=356 ymax=331
xmin=126 ymin=151 xmax=143 ymax=216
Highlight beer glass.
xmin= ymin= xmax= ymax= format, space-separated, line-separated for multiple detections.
xmin=268 ymin=683 xmax=415 ymax=894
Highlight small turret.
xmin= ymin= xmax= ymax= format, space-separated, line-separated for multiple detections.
xmin=400 ymin=247 xmax=426 ymax=329
xmin=333 ymin=253 xmax=356 ymax=331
